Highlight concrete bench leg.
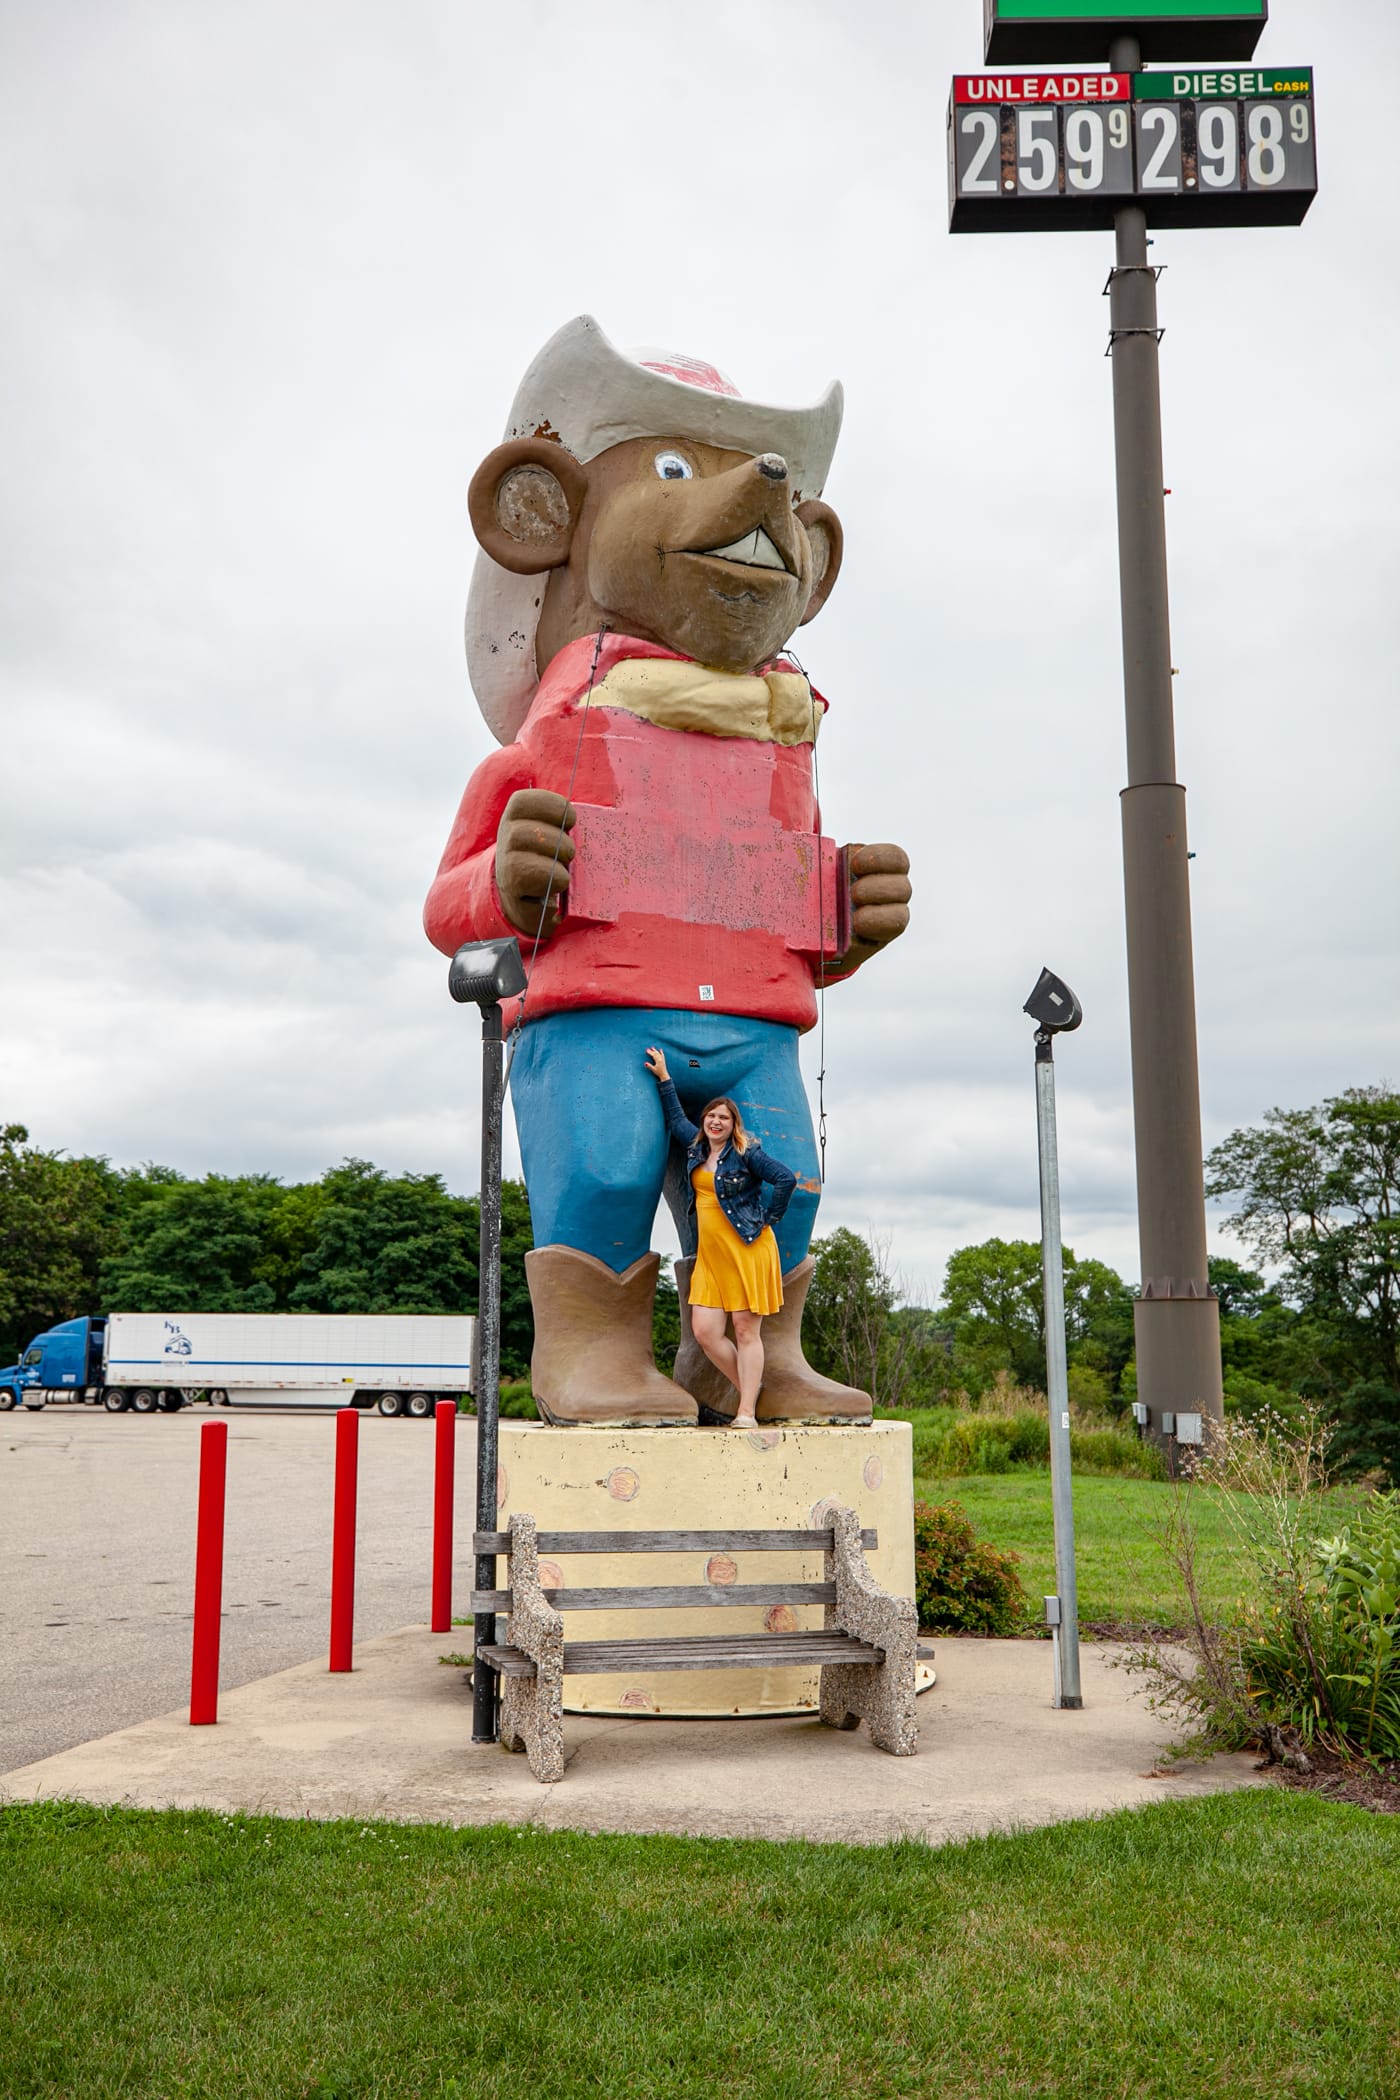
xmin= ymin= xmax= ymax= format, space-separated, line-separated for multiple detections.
xmin=495 ymin=1513 xmax=566 ymax=1783
xmin=820 ymin=1503 xmax=919 ymax=1756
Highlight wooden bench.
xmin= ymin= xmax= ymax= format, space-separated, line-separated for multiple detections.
xmin=471 ymin=1503 xmax=921 ymax=1783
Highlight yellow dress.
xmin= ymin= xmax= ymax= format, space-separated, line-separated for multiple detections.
xmin=688 ymin=1168 xmax=784 ymax=1315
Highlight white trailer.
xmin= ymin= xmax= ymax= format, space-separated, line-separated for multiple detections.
xmin=100 ymin=1311 xmax=474 ymax=1418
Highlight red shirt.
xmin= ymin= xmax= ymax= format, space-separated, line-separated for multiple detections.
xmin=423 ymin=634 xmax=854 ymax=1032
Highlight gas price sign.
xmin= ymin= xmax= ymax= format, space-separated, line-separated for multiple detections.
xmin=985 ymin=2 xmax=1268 ymax=66
xmin=948 ymin=66 xmax=1315 ymax=231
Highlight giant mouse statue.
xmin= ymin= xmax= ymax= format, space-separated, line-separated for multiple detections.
xmin=425 ymin=317 xmax=911 ymax=1427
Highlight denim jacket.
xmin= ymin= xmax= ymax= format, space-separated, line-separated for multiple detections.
xmin=658 ymin=1080 xmax=798 ymax=1247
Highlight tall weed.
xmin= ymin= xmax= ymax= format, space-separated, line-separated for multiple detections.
xmin=1124 ymin=1409 xmax=1400 ymax=1762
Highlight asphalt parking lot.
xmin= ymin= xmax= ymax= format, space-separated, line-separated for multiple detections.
xmin=0 ymin=1404 xmax=475 ymax=1773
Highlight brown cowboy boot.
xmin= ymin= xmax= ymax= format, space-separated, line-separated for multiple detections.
xmin=525 ymin=1246 xmax=697 ymax=1427
xmin=756 ymin=1256 xmax=872 ymax=1423
xmin=671 ymin=1256 xmax=740 ymax=1424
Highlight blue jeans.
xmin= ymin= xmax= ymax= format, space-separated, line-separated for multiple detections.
xmin=507 ymin=1007 xmax=820 ymax=1274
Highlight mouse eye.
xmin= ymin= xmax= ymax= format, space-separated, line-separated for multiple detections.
xmin=653 ymin=450 xmax=693 ymax=481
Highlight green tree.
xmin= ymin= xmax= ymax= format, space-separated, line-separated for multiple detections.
xmin=1208 ymin=1256 xmax=1272 ymax=1320
xmin=482 ymin=1179 xmax=535 ymax=1381
xmin=100 ymin=1174 xmax=281 ymax=1312
xmin=805 ymin=1228 xmax=896 ymax=1395
xmin=652 ymin=1255 xmax=680 ymax=1377
xmin=290 ymin=1160 xmax=472 ymax=1316
xmin=290 ymin=1164 xmax=535 ymax=1380
xmin=939 ymin=1237 xmax=1136 ymax=1397
xmin=940 ymin=1237 xmax=1045 ymax=1392
xmin=804 ymin=1227 xmax=947 ymax=1407
xmin=1205 ymin=1255 xmax=1307 ymax=1424
xmin=0 ymin=1125 xmax=119 ymax=1362
xmin=4 ymin=1124 xmax=540 ymax=1382
xmin=1207 ymin=1087 xmax=1400 ymax=1479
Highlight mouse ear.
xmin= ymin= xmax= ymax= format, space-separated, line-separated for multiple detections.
xmin=467 ymin=438 xmax=588 ymax=575
xmin=795 ymin=499 xmax=843 ymax=627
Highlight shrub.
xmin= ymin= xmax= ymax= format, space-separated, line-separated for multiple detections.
xmin=1070 ymin=1423 xmax=1166 ymax=1480
xmin=1066 ymin=1363 xmax=1113 ymax=1412
xmin=884 ymin=1405 xmax=1164 ymax=1480
xmin=912 ymin=1498 xmax=1027 ymax=1635
xmin=461 ymin=1379 xmax=538 ymax=1419
xmin=1125 ymin=1411 xmax=1400 ymax=1764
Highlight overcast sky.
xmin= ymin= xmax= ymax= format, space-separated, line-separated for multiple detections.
xmin=3 ymin=0 xmax=1397 ymax=1307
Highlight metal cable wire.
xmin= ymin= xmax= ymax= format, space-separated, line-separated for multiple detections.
xmin=780 ymin=646 xmax=828 ymax=1186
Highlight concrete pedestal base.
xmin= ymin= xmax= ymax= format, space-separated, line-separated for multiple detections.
xmin=495 ymin=1420 xmax=917 ymax=1716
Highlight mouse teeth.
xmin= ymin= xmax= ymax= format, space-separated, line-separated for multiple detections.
xmin=699 ymin=527 xmax=790 ymax=572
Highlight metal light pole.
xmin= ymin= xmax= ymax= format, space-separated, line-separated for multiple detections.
xmin=449 ymin=937 xmax=527 ymax=1747
xmin=1024 ymin=967 xmax=1083 ymax=1711
xmin=1107 ymin=29 xmax=1223 ymax=1440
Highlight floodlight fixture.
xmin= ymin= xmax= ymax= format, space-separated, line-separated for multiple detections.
xmin=1024 ymin=967 xmax=1083 ymax=1037
xmin=449 ymin=939 xmax=527 ymax=1009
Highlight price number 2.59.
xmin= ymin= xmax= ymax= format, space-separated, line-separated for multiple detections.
xmin=957 ymin=103 xmax=1135 ymax=197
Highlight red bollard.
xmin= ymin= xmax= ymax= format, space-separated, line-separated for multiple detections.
xmin=329 ymin=1406 xmax=359 ymax=1672
xmin=431 ymin=1400 xmax=456 ymax=1632
xmin=190 ymin=1420 xmax=228 ymax=1725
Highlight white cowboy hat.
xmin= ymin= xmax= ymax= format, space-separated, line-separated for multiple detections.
xmin=465 ymin=314 xmax=844 ymax=744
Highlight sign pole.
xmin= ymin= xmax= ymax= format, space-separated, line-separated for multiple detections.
xmin=952 ymin=9 xmax=1315 ymax=1437
xmin=1106 ymin=29 xmax=1223 ymax=1439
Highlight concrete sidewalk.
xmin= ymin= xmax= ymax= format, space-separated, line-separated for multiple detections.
xmin=0 ymin=1627 xmax=1264 ymax=1846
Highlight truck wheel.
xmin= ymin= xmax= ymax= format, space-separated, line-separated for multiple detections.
xmin=210 ymin=1390 xmax=229 ymax=1406
xmin=0 ymin=1388 xmax=16 ymax=1412
xmin=103 ymin=1388 xmax=131 ymax=1412
xmin=131 ymin=1388 xmax=160 ymax=1415
xmin=157 ymin=1392 xmax=185 ymax=1412
xmin=405 ymin=1391 xmax=434 ymax=1419
xmin=376 ymin=1391 xmax=404 ymax=1418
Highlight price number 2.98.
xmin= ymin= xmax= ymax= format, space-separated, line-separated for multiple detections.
xmin=1137 ymin=97 xmax=1314 ymax=194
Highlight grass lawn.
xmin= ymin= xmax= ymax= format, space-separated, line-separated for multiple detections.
xmin=911 ymin=1472 xmax=1271 ymax=1628
xmin=3 ymin=1792 xmax=1397 ymax=2099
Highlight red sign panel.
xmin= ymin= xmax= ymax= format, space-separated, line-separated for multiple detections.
xmin=954 ymin=72 xmax=1132 ymax=103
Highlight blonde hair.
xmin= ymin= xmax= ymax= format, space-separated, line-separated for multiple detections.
xmin=700 ymin=1097 xmax=750 ymax=1152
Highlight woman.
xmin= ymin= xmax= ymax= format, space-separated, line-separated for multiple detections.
xmin=644 ymin=1046 xmax=798 ymax=1429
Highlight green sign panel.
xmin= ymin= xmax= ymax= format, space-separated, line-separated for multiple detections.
xmin=1135 ymin=67 xmax=1312 ymax=99
xmin=985 ymin=0 xmax=1268 ymax=64
xmin=995 ymin=2 xmax=1265 ymax=18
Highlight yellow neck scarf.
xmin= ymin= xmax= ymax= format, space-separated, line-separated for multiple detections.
xmin=589 ymin=656 xmax=820 ymax=746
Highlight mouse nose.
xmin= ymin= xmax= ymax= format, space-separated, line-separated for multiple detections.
xmin=755 ymin=453 xmax=788 ymax=481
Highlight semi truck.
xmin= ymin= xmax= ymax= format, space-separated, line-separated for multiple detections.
xmin=0 ymin=1312 xmax=475 ymax=1418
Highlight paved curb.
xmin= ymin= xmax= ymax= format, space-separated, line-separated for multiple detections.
xmin=1 ymin=1626 xmax=1264 ymax=1846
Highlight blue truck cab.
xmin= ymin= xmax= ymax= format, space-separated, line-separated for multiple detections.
xmin=0 ymin=1317 xmax=107 ymax=1410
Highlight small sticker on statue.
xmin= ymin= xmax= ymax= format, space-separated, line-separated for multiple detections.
xmin=698 ymin=984 xmax=715 ymax=1001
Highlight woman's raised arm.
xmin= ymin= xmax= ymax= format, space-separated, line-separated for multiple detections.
xmin=646 ymin=1047 xmax=699 ymax=1147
